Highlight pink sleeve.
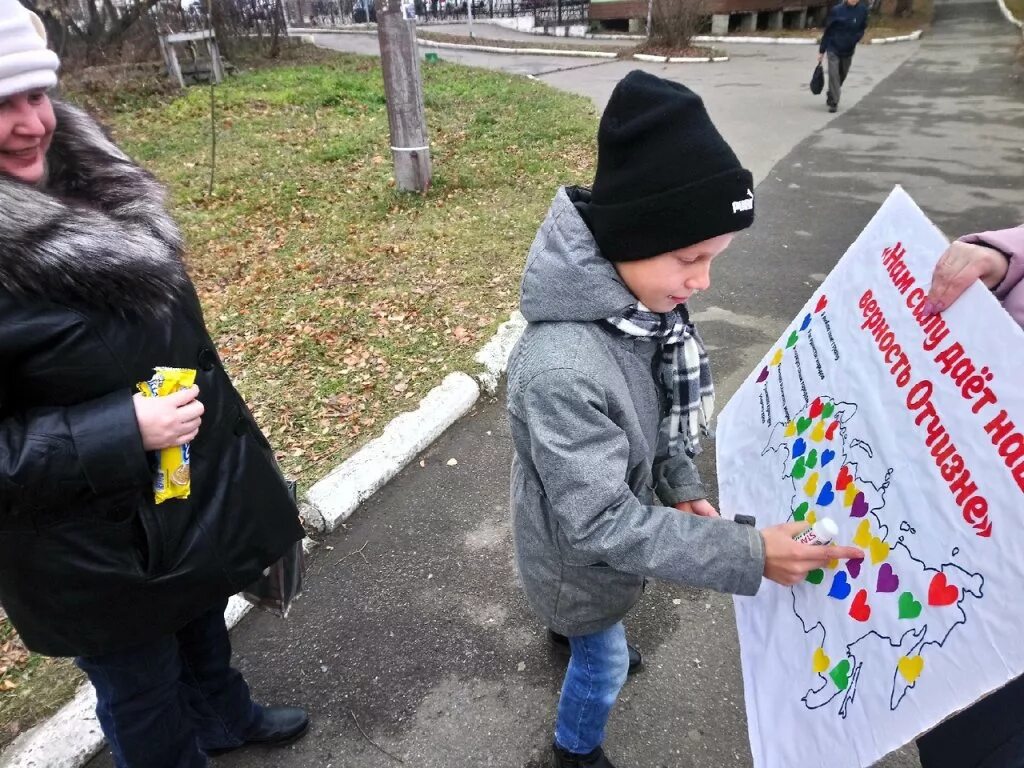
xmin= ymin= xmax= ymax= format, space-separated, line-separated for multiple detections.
xmin=958 ymin=225 xmax=1024 ymax=327
xmin=959 ymin=226 xmax=1024 ymax=300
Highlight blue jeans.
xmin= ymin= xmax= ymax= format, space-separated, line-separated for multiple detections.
xmin=554 ymin=622 xmax=630 ymax=755
xmin=75 ymin=600 xmax=260 ymax=768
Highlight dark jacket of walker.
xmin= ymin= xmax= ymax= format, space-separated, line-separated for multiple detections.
xmin=0 ymin=101 xmax=304 ymax=657
xmin=819 ymin=0 xmax=869 ymax=58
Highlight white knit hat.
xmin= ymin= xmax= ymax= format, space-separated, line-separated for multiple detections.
xmin=0 ymin=0 xmax=59 ymax=100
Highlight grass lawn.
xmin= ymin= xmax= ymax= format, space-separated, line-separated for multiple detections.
xmin=0 ymin=621 xmax=83 ymax=750
xmin=1005 ymin=0 xmax=1024 ymax=20
xmin=76 ymin=46 xmax=597 ymax=489
xmin=1 ymin=46 xmax=596 ymax=749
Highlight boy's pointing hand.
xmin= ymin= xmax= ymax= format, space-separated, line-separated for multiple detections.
xmin=761 ymin=522 xmax=864 ymax=586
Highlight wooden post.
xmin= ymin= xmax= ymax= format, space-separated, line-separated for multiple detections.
xmin=376 ymin=0 xmax=432 ymax=192
xmin=207 ymin=38 xmax=224 ymax=83
xmin=160 ymin=35 xmax=186 ymax=88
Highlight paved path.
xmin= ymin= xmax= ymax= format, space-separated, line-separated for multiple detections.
xmin=89 ymin=5 xmax=1023 ymax=767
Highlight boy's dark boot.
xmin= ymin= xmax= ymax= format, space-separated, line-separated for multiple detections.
xmin=553 ymin=742 xmax=617 ymax=768
xmin=548 ymin=630 xmax=643 ymax=675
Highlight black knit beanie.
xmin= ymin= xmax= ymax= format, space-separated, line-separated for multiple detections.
xmin=586 ymin=71 xmax=755 ymax=262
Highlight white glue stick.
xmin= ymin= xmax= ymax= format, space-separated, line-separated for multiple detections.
xmin=793 ymin=517 xmax=838 ymax=546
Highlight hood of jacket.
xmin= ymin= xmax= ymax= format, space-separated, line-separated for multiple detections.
xmin=0 ymin=100 xmax=188 ymax=318
xmin=519 ymin=186 xmax=639 ymax=324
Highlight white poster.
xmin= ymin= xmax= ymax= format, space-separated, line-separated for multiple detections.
xmin=717 ymin=187 xmax=1024 ymax=768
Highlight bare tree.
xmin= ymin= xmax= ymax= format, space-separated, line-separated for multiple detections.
xmin=648 ymin=0 xmax=709 ymax=49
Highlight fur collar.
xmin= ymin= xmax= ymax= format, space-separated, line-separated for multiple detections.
xmin=0 ymin=100 xmax=188 ymax=317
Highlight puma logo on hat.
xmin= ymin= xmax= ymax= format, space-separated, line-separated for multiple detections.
xmin=732 ymin=189 xmax=754 ymax=214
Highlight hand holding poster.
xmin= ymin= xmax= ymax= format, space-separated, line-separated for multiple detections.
xmin=717 ymin=187 xmax=1024 ymax=768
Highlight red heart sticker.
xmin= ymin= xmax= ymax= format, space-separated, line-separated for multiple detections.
xmin=826 ymin=421 xmax=839 ymax=441
xmin=809 ymin=397 xmax=823 ymax=419
xmin=849 ymin=589 xmax=871 ymax=622
xmin=928 ymin=572 xmax=959 ymax=607
xmin=815 ymin=295 xmax=828 ymax=313
xmin=836 ymin=465 xmax=853 ymax=491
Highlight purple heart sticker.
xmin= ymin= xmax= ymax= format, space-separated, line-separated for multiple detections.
xmin=757 ymin=367 xmax=769 ymax=383
xmin=847 ymin=558 xmax=863 ymax=579
xmin=850 ymin=491 xmax=868 ymax=518
xmin=876 ymin=563 xmax=899 ymax=593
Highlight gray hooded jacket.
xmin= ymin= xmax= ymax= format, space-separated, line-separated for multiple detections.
xmin=507 ymin=187 xmax=766 ymax=636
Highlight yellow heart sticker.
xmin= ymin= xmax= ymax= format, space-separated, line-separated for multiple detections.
xmin=853 ymin=519 xmax=872 ymax=548
xmin=898 ymin=655 xmax=924 ymax=684
xmin=804 ymin=472 xmax=819 ymax=498
xmin=869 ymin=536 xmax=890 ymax=565
xmin=771 ymin=349 xmax=784 ymax=367
xmin=843 ymin=483 xmax=859 ymax=507
xmin=813 ymin=647 xmax=831 ymax=674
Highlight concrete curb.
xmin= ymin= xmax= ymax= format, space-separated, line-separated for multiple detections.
xmin=692 ymin=29 xmax=922 ymax=44
xmin=633 ymin=52 xmax=730 ymax=62
xmin=474 ymin=311 xmax=526 ymax=394
xmin=305 ymin=372 xmax=480 ymax=529
xmin=415 ymin=38 xmax=619 ymax=57
xmin=995 ymin=0 xmax=1024 ymax=27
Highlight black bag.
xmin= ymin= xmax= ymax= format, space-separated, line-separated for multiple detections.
xmin=810 ymin=63 xmax=825 ymax=95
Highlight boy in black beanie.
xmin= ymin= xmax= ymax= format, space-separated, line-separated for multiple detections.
xmin=506 ymin=71 xmax=862 ymax=768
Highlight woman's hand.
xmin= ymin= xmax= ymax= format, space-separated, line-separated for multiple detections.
xmin=924 ymin=240 xmax=1009 ymax=316
xmin=761 ymin=522 xmax=863 ymax=586
xmin=133 ymin=386 xmax=204 ymax=451
xmin=675 ymin=498 xmax=720 ymax=517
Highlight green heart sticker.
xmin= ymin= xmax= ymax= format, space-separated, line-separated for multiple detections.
xmin=830 ymin=659 xmax=852 ymax=690
xmin=806 ymin=569 xmax=825 ymax=585
xmin=898 ymin=592 xmax=922 ymax=620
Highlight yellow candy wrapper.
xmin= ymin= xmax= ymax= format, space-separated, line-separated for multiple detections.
xmin=137 ymin=367 xmax=197 ymax=504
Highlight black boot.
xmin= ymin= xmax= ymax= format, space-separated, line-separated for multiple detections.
xmin=205 ymin=706 xmax=310 ymax=756
xmin=553 ymin=742 xmax=617 ymax=767
xmin=548 ymin=630 xmax=643 ymax=675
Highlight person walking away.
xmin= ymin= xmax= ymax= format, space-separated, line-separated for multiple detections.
xmin=817 ymin=0 xmax=869 ymax=112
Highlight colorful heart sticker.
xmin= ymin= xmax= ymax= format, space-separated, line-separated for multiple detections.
xmin=756 ymin=367 xmax=769 ymax=384
xmin=771 ymin=349 xmax=784 ymax=367
xmin=815 ymin=295 xmax=828 ymax=313
xmin=876 ymin=563 xmax=899 ymax=593
xmin=826 ymin=420 xmax=840 ymax=441
xmin=807 ymin=510 xmax=818 ymax=525
xmin=786 ymin=331 xmax=799 ymax=348
xmin=898 ymin=655 xmax=924 ymax=684
xmin=792 ymin=457 xmax=808 ymax=480
xmin=846 ymin=558 xmax=863 ymax=579
xmin=836 ymin=465 xmax=853 ymax=492
xmin=849 ymin=589 xmax=871 ymax=622
xmin=797 ymin=416 xmax=812 ymax=434
xmin=869 ymin=537 xmax=890 ymax=565
xmin=898 ymin=591 xmax=923 ymax=619
xmin=850 ymin=491 xmax=868 ymax=518
xmin=828 ymin=571 xmax=852 ymax=600
xmin=811 ymin=420 xmax=826 ymax=443
xmin=792 ymin=438 xmax=807 ymax=459
xmin=784 ymin=421 xmax=797 ymax=438
xmin=816 ymin=481 xmax=835 ymax=507
xmin=821 ymin=449 xmax=836 ymax=467
xmin=853 ymin=520 xmax=872 ymax=548
xmin=822 ymin=401 xmax=835 ymax=419
xmin=844 ymin=483 xmax=860 ymax=508
xmin=806 ymin=568 xmax=824 ymax=585
xmin=806 ymin=448 xmax=818 ymax=468
xmin=804 ymin=472 xmax=819 ymax=498
xmin=830 ymin=659 xmax=851 ymax=690
xmin=928 ymin=572 xmax=959 ymax=607
xmin=800 ymin=314 xmax=812 ymax=331
xmin=793 ymin=502 xmax=809 ymax=522
xmin=813 ymin=647 xmax=831 ymax=674
xmin=809 ymin=397 xmax=823 ymax=419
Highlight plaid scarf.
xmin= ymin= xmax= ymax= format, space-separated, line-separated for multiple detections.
xmin=604 ymin=303 xmax=715 ymax=457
